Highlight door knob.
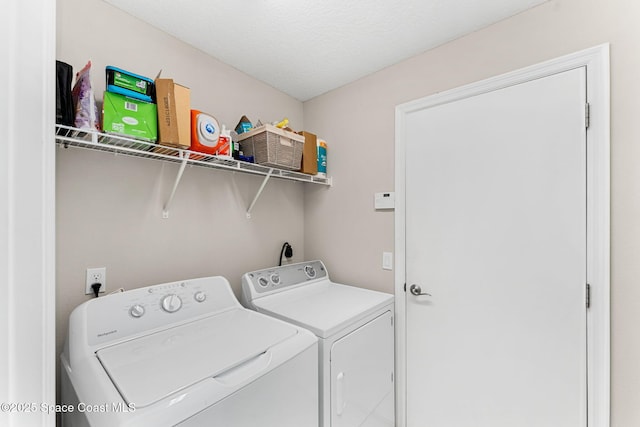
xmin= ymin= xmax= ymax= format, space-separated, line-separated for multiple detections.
xmin=409 ymin=284 xmax=431 ymax=297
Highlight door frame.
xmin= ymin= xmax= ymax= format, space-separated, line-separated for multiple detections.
xmin=394 ymin=44 xmax=610 ymax=427
xmin=1 ymin=0 xmax=56 ymax=425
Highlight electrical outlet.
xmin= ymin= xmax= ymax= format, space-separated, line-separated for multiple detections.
xmin=85 ymin=267 xmax=107 ymax=295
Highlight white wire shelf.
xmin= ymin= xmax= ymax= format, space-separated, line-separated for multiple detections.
xmin=55 ymin=125 xmax=332 ymax=218
xmin=55 ymin=125 xmax=332 ymax=185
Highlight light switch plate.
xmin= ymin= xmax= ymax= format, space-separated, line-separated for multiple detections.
xmin=382 ymin=252 xmax=393 ymax=270
xmin=375 ymin=192 xmax=395 ymax=210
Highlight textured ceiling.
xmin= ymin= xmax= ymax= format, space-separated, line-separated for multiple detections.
xmin=103 ymin=0 xmax=547 ymax=101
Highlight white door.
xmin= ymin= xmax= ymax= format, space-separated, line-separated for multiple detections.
xmin=404 ymin=67 xmax=587 ymax=426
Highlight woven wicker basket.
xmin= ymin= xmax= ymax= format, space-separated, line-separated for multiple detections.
xmin=238 ymin=124 xmax=304 ymax=170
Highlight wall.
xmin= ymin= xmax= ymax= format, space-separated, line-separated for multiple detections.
xmin=303 ymin=0 xmax=640 ymax=424
xmin=55 ymin=0 xmax=306 ymax=397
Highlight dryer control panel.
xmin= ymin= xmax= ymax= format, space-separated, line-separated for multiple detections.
xmin=242 ymin=260 xmax=328 ymax=299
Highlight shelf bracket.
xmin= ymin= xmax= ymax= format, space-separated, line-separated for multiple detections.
xmin=246 ymin=168 xmax=274 ymax=219
xmin=162 ymin=152 xmax=189 ymax=218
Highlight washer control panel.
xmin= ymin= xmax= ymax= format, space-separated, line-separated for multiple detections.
xmin=123 ymin=281 xmax=206 ymax=319
xmin=243 ymin=260 xmax=328 ymax=296
xmin=85 ymin=276 xmax=238 ymax=348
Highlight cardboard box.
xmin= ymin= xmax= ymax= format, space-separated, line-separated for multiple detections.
xmin=102 ymin=91 xmax=158 ymax=142
xmin=298 ymin=131 xmax=318 ymax=175
xmin=155 ymin=78 xmax=191 ymax=149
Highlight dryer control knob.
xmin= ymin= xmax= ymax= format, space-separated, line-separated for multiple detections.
xmin=129 ymin=304 xmax=145 ymax=318
xmin=258 ymin=277 xmax=269 ymax=288
xmin=270 ymin=274 xmax=280 ymax=285
xmin=304 ymin=265 xmax=316 ymax=278
xmin=161 ymin=294 xmax=183 ymax=313
xmin=194 ymin=291 xmax=207 ymax=303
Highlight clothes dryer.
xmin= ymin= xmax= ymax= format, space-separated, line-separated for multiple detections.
xmin=242 ymin=260 xmax=394 ymax=427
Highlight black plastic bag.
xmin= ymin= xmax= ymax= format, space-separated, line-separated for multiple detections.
xmin=56 ymin=60 xmax=74 ymax=126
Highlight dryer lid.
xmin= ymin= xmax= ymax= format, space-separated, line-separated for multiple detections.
xmin=253 ymin=281 xmax=394 ymax=338
xmin=96 ymin=308 xmax=297 ymax=408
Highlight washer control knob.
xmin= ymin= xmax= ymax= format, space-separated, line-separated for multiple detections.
xmin=161 ymin=294 xmax=183 ymax=313
xmin=129 ymin=304 xmax=145 ymax=318
xmin=304 ymin=265 xmax=317 ymax=279
xmin=258 ymin=277 xmax=269 ymax=288
xmin=270 ymin=274 xmax=280 ymax=285
xmin=194 ymin=291 xmax=207 ymax=303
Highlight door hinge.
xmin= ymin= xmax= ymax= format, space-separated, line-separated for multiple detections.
xmin=585 ymin=102 xmax=590 ymax=129
xmin=585 ymin=283 xmax=591 ymax=309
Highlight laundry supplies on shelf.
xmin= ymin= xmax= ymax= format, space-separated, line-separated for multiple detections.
xmin=298 ymin=131 xmax=318 ymax=175
xmin=155 ymin=77 xmax=191 ymax=149
xmin=190 ymin=110 xmax=222 ymax=155
xmin=106 ymin=66 xmax=155 ymax=103
xmin=102 ymin=91 xmax=158 ymax=142
xmin=102 ymin=66 xmax=158 ymax=142
xmin=317 ymin=139 xmax=327 ymax=177
xmin=238 ymin=124 xmax=304 ymax=170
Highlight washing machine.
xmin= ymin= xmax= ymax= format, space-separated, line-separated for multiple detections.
xmin=241 ymin=260 xmax=395 ymax=427
xmin=60 ymin=276 xmax=318 ymax=427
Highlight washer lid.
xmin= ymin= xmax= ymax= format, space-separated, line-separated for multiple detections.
xmin=253 ymin=281 xmax=394 ymax=338
xmin=96 ymin=308 xmax=297 ymax=408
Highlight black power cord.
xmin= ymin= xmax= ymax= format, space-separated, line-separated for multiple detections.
xmin=279 ymin=242 xmax=293 ymax=266
xmin=91 ymin=283 xmax=102 ymax=298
